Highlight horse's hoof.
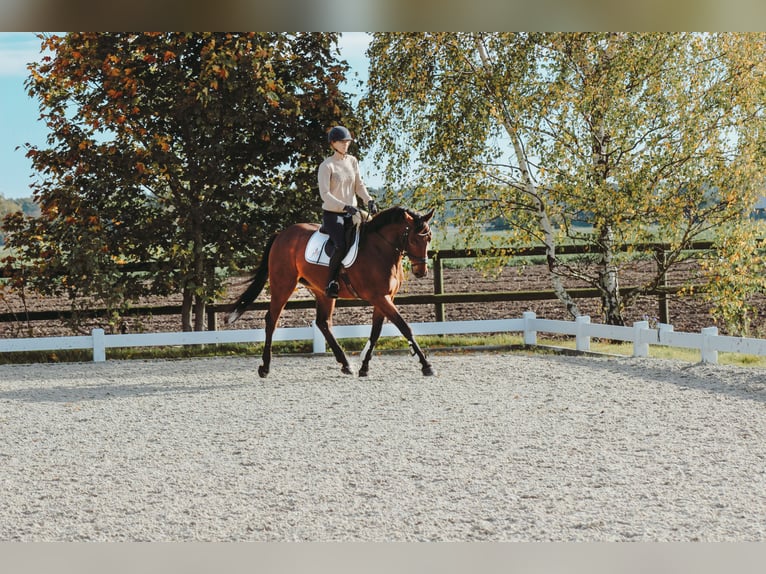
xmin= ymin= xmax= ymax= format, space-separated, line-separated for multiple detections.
xmin=422 ymin=365 xmax=435 ymax=376
xmin=341 ymin=365 xmax=352 ymax=375
xmin=358 ymin=369 xmax=368 ymax=377
xmin=258 ymin=366 xmax=269 ymax=378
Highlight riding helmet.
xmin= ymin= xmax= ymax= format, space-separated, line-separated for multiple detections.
xmin=328 ymin=126 xmax=354 ymax=143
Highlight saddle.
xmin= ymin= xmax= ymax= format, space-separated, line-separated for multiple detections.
xmin=304 ymin=224 xmax=361 ymax=268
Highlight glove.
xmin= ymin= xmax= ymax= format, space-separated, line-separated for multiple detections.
xmin=368 ymin=200 xmax=379 ymax=215
xmin=343 ymin=205 xmax=363 ymax=226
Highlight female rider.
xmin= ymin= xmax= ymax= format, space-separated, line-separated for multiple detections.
xmin=318 ymin=126 xmax=378 ymax=298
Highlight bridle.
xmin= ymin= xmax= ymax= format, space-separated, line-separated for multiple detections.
xmin=405 ymin=223 xmax=431 ymax=265
xmin=372 ymin=219 xmax=431 ymax=264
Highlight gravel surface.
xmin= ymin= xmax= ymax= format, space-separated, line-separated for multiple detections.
xmin=1 ymin=352 xmax=765 ymax=541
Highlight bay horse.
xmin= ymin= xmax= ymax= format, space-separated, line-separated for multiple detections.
xmin=227 ymin=206 xmax=436 ymax=377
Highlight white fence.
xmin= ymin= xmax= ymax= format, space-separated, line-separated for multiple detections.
xmin=2 ymin=311 xmax=766 ymax=365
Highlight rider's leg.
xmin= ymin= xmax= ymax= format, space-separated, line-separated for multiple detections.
xmin=325 ymin=249 xmax=344 ymax=298
xmin=322 ymin=211 xmax=347 ymax=298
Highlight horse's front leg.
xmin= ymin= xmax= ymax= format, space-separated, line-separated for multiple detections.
xmin=315 ymin=298 xmax=352 ymax=375
xmin=359 ymin=309 xmax=385 ymax=377
xmin=374 ymin=296 xmax=435 ymax=376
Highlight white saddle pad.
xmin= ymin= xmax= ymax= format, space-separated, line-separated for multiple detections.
xmin=304 ymin=228 xmax=360 ymax=268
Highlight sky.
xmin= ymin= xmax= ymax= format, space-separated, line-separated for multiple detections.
xmin=0 ymin=32 xmax=375 ymax=199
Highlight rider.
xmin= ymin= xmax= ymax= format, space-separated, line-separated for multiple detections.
xmin=318 ymin=125 xmax=378 ymax=298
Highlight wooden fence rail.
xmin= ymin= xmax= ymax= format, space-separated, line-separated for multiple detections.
xmin=1 ymin=242 xmax=714 ymax=329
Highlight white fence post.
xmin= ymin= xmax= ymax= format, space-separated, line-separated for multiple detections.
xmin=701 ymin=326 xmax=719 ymax=364
xmin=92 ymin=328 xmax=106 ymax=362
xmin=522 ymin=311 xmax=537 ymax=346
xmin=312 ymin=321 xmax=326 ymax=354
xmin=632 ymin=320 xmax=650 ymax=357
xmin=575 ymin=315 xmax=591 ymax=352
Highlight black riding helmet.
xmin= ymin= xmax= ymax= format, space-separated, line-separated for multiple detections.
xmin=328 ymin=125 xmax=353 ymax=143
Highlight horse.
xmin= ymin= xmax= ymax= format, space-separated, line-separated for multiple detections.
xmin=227 ymin=206 xmax=436 ymax=378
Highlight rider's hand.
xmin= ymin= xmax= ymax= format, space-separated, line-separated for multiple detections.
xmin=368 ymin=200 xmax=379 ymax=215
xmin=343 ymin=204 xmax=359 ymax=216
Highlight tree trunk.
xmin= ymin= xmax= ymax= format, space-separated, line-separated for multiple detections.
xmin=194 ymin=296 xmax=206 ymax=332
xmin=536 ymin=199 xmax=582 ymax=320
xmin=597 ymin=224 xmax=624 ymax=325
xmin=181 ymin=288 xmax=193 ymax=332
xmin=587 ymin=42 xmax=624 ymax=326
xmin=190 ymin=199 xmax=207 ymax=332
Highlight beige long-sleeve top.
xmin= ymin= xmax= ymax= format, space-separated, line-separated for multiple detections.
xmin=318 ymin=152 xmax=373 ymax=213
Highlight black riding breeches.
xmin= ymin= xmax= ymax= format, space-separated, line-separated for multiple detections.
xmin=322 ymin=210 xmax=353 ymax=257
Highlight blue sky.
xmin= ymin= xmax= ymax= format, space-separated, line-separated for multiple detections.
xmin=0 ymin=32 xmax=48 ymax=198
xmin=0 ymin=32 xmax=375 ymax=199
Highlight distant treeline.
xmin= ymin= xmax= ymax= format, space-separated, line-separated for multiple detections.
xmin=0 ymin=196 xmax=40 ymax=246
xmin=0 ymin=195 xmax=39 ymax=218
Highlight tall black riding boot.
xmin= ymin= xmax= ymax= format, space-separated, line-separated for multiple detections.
xmin=325 ymin=249 xmax=344 ymax=298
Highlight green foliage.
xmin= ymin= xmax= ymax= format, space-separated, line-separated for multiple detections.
xmin=698 ymin=221 xmax=766 ymax=336
xmin=363 ymin=32 xmax=766 ymax=330
xmin=2 ymin=33 xmax=357 ymax=331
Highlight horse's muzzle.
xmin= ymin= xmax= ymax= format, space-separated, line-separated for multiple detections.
xmin=412 ymin=260 xmax=429 ymax=278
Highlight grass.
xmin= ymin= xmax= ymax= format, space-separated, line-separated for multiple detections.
xmin=535 ymin=335 xmax=766 ymax=367
xmin=2 ymin=332 xmax=765 ymax=368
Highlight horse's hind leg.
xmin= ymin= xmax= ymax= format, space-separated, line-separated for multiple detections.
xmin=314 ymin=297 xmax=352 ymax=375
xmin=259 ymin=289 xmax=292 ymax=378
xmin=358 ymin=310 xmax=385 ymax=377
xmin=259 ymin=308 xmax=276 ymax=378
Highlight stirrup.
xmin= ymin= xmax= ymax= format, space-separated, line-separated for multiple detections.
xmin=325 ymin=280 xmax=340 ymax=298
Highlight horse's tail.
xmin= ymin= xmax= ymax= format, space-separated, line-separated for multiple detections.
xmin=227 ymin=234 xmax=277 ymax=324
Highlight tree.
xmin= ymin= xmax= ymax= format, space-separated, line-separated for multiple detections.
xmin=363 ymin=33 xmax=766 ymax=328
xmin=3 ymin=32 xmax=356 ymax=331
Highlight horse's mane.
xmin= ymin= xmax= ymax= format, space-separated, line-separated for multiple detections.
xmin=363 ymin=206 xmax=424 ymax=234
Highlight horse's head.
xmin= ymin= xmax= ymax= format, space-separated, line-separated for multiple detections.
xmin=404 ymin=208 xmax=435 ymax=278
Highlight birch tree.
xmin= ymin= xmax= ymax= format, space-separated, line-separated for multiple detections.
xmin=363 ymin=32 xmax=766 ymax=327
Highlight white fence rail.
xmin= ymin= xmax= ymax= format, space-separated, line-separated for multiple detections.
xmin=2 ymin=311 xmax=766 ymax=365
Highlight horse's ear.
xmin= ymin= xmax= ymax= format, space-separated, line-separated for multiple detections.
xmin=422 ymin=209 xmax=435 ymax=222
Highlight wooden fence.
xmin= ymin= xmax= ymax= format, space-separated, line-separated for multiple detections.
xmin=3 ymin=239 xmax=761 ymax=365
xmin=0 ymin=242 xmax=713 ymax=330
xmin=428 ymin=243 xmax=713 ymax=325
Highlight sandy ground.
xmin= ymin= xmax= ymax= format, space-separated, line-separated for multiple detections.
xmin=1 ymin=351 xmax=765 ymax=541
